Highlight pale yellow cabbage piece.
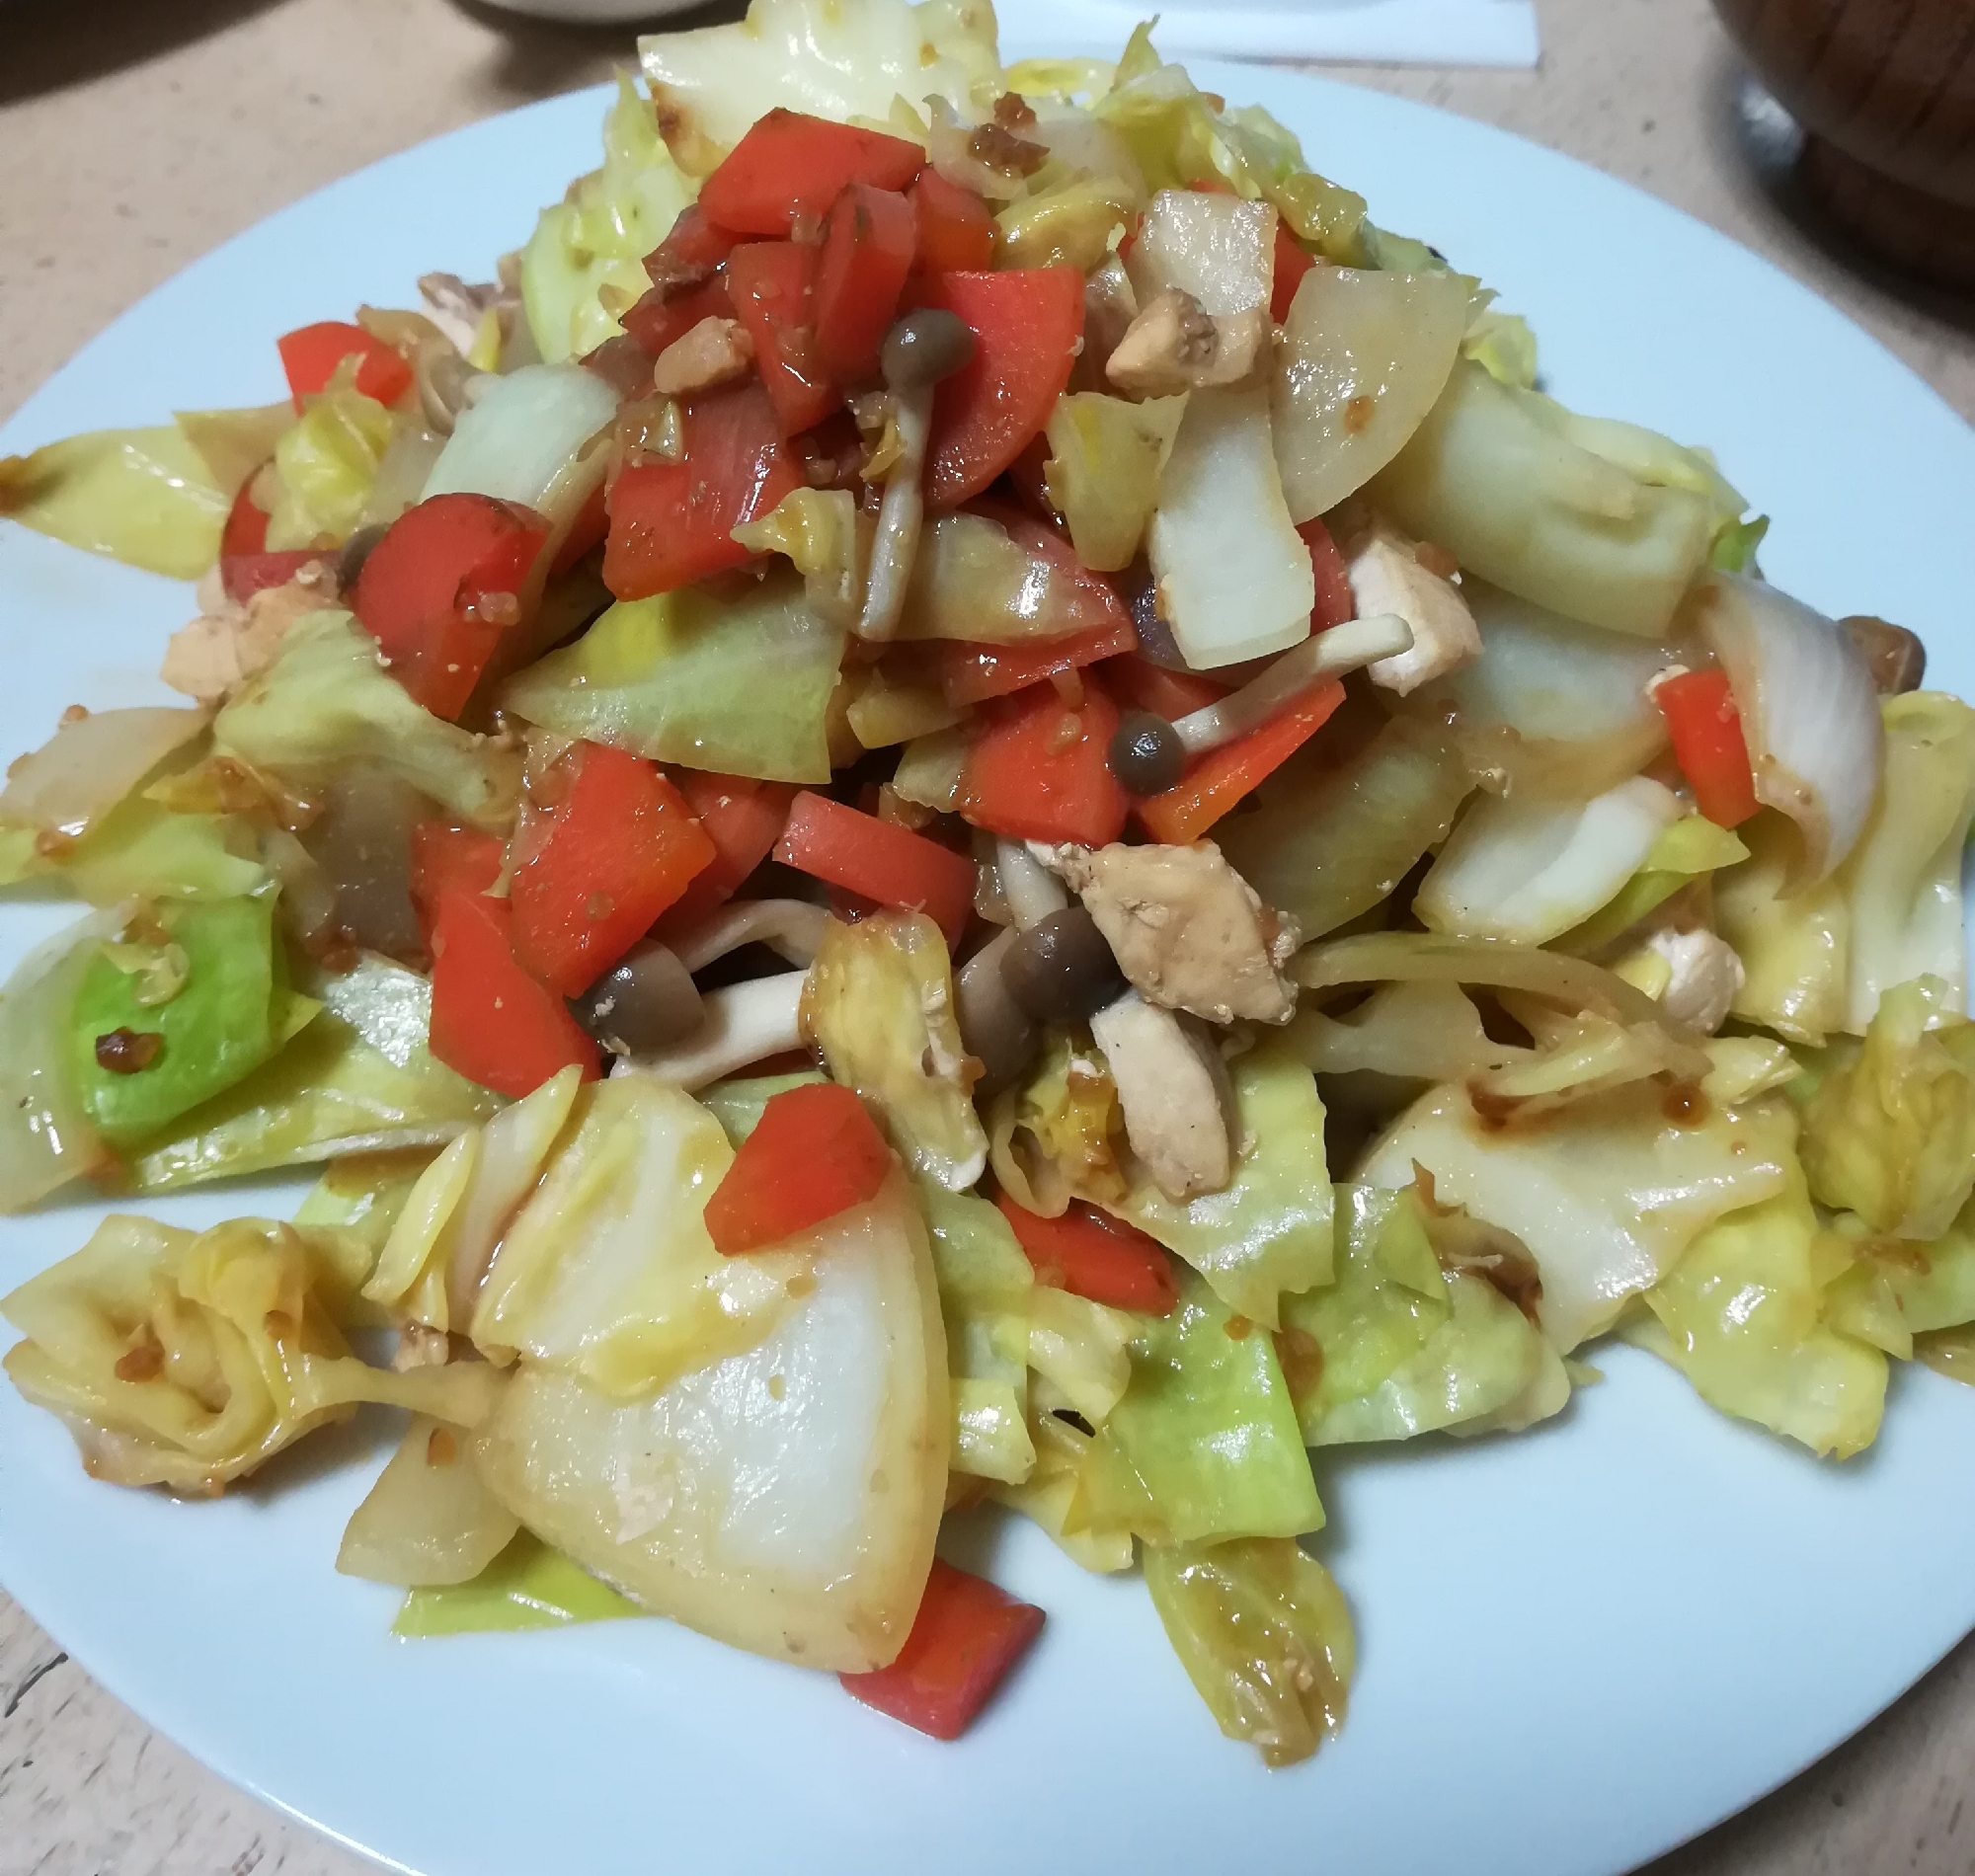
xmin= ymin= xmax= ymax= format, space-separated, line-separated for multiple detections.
xmin=0 ymin=424 xmax=228 ymax=578
xmin=265 ymin=372 xmax=396 ymax=550
xmin=472 ymin=1074 xmax=808 ymax=1397
xmin=804 ymin=913 xmax=988 ymax=1192
xmin=337 ymin=1414 xmax=521 ymax=1589
xmin=1044 ymin=392 xmax=1187 ymax=573
xmin=2 ymin=1215 xmax=501 ymax=1494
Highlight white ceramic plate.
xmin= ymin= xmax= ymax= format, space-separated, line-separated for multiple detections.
xmin=3 ymin=63 xmax=1974 ymax=1876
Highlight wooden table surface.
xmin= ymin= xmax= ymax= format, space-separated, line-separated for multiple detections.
xmin=4 ymin=1 xmax=1975 ymax=1871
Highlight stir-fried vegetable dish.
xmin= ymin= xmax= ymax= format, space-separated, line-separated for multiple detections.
xmin=5 ymin=0 xmax=1974 ymax=1765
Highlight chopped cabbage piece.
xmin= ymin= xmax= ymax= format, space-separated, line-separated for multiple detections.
xmin=503 ymin=572 xmax=844 ymax=786
xmin=472 ymin=1074 xmax=806 ymax=1397
xmin=1144 ymin=1537 xmax=1353 ymax=1767
xmin=0 ymin=424 xmax=228 ymax=578
xmin=1556 ymin=815 xmax=1749 ymax=957
xmin=1797 ymin=977 xmax=1975 ymax=1241
xmin=1078 ymin=1270 xmax=1323 ymax=1544
xmin=338 ymin=1412 xmax=521 ymax=1588
xmin=919 ymin=1179 xmax=1036 ymax=1484
xmin=265 ymin=373 xmax=395 ymax=551
xmin=215 ymin=610 xmax=521 ymax=829
xmin=804 ymin=913 xmax=988 ymax=1192
xmin=989 ymin=1401 xmax=1136 ymax=1575
xmin=1044 ymin=393 xmax=1187 ymax=573
xmin=1628 ymin=1153 xmax=1886 ymax=1459
xmin=1372 ymin=360 xmax=1714 ymax=638
xmin=2 ymin=1214 xmax=502 ymax=1493
xmin=519 ymin=73 xmax=697 ymax=364
xmin=395 ymin=1531 xmax=641 ymax=1636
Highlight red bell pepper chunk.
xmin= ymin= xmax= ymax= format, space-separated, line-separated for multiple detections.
xmin=814 ymin=184 xmax=917 ymax=383
xmin=352 ymin=493 xmax=550 ymax=721
xmin=219 ymin=549 xmax=319 ymax=604
xmin=409 ymin=821 xmax=507 ymax=952
xmin=276 ymin=320 xmax=412 ymax=410
xmin=704 ymin=1081 xmax=894 ymax=1255
xmin=725 ymin=241 xmax=839 ymax=436
xmin=1653 ymin=667 xmax=1760 ymax=827
xmin=1136 ymin=679 xmax=1346 ymax=845
xmin=699 ymin=110 xmax=924 ymax=237
xmin=958 ymin=677 xmax=1130 ymax=849
xmin=1298 ymin=515 xmax=1358 ymax=633
xmin=621 ymin=273 xmax=737 ymax=359
xmin=1103 ymin=652 xmax=1228 ymax=723
xmin=915 ymin=269 xmax=1085 ymax=509
xmin=644 ymin=203 xmax=742 ymax=282
xmin=940 ymin=620 xmax=1138 ymax=708
xmin=655 ymin=772 xmax=799 ymax=934
xmin=774 ymin=791 xmax=977 ymax=946
xmin=603 ymin=381 xmax=804 ymax=599
xmin=910 ymin=171 xmax=995 ymax=275
xmin=995 ymin=1194 xmax=1179 ymax=1315
xmin=1271 ymin=221 xmax=1317 ymax=323
xmin=428 ymin=887 xmax=599 ymax=1099
xmin=219 ymin=477 xmax=271 ymax=561
xmin=509 ymin=743 xmax=718 ymax=996
xmin=840 ymin=1559 xmax=1045 ymax=1741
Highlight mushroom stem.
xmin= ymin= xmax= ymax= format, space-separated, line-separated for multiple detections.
xmin=856 ymin=390 xmax=931 ymax=641
xmin=1172 ymin=613 xmax=1415 ymax=756
xmin=616 ymin=971 xmax=809 ymax=1090
xmin=668 ymin=899 xmax=830 ymax=975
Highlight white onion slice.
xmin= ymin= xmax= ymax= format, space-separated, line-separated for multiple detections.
xmin=1691 ymin=571 xmax=1883 ymax=883
xmin=1416 ymin=775 xmax=1683 ymax=945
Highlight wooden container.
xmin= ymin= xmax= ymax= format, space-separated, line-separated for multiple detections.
xmin=1712 ymin=0 xmax=1975 ymax=286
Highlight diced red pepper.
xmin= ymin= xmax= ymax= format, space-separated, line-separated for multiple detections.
xmin=219 ymin=477 xmax=270 ymax=561
xmin=815 ymin=184 xmax=916 ymax=383
xmin=958 ymin=676 xmax=1130 ymax=848
xmin=1653 ymin=667 xmax=1760 ymax=828
xmin=428 ymin=887 xmax=599 ymax=1099
xmin=939 ymin=620 xmax=1137 ymax=708
xmin=352 ymin=493 xmax=549 ymax=720
xmin=509 ymin=743 xmax=717 ymax=996
xmin=774 ymin=791 xmax=977 ymax=946
xmin=645 ymin=203 xmax=743 ymax=282
xmin=603 ymin=381 xmax=804 ymax=599
xmin=276 ymin=320 xmax=412 ymax=410
xmin=1136 ymin=679 xmax=1346 ymax=845
xmin=655 ymin=772 xmax=799 ymax=934
xmin=704 ymin=1081 xmax=895 ymax=1255
xmin=409 ymin=821 xmax=507 ymax=952
xmin=914 ymin=269 xmax=1085 ymax=509
xmin=1271 ymin=222 xmax=1317 ymax=324
xmin=840 ymin=1559 xmax=1045 ymax=1741
xmin=699 ymin=110 xmax=924 ymax=237
xmin=910 ymin=171 xmax=995 ymax=276
xmin=994 ymin=1195 xmax=1179 ymax=1315
xmin=725 ymin=241 xmax=838 ymax=436
xmin=621 ymin=274 xmax=737 ymax=359
xmin=1103 ymin=652 xmax=1228 ymax=723
xmin=1298 ymin=516 xmax=1358 ymax=633
xmin=219 ymin=549 xmax=319 ymax=604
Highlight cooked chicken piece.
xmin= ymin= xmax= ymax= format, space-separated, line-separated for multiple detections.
xmin=1104 ymin=289 xmax=1271 ymax=400
xmin=652 ymin=315 xmax=755 ymax=398
xmin=161 ymin=564 xmax=337 ymax=707
xmin=1041 ymin=839 xmax=1301 ymax=1026
xmin=1340 ymin=516 xmax=1479 ymax=696
xmin=1090 ymin=990 xmax=1233 ymax=1203
xmin=1645 ymin=928 xmax=1745 ymax=1035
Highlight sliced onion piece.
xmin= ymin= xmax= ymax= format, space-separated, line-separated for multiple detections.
xmin=1148 ymin=385 xmax=1315 ymax=670
xmin=1272 ymin=267 xmax=1469 ymax=523
xmin=1689 ymin=570 xmax=1883 ymax=883
xmin=1173 ymin=614 xmax=1412 ymax=756
xmin=0 ymin=705 xmax=209 ymax=842
xmin=1415 ymin=776 xmax=1682 ymax=946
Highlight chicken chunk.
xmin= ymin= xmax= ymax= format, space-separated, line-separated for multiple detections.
xmin=1104 ymin=289 xmax=1271 ymax=400
xmin=1090 ymin=990 xmax=1232 ymax=1203
xmin=161 ymin=564 xmax=337 ymax=707
xmin=1645 ymin=928 xmax=1745 ymax=1035
xmin=652 ymin=315 xmax=755 ymax=398
xmin=1042 ymin=839 xmax=1301 ymax=1026
xmin=1340 ymin=516 xmax=1479 ymax=696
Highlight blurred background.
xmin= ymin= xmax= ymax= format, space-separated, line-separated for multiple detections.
xmin=0 ymin=2 xmax=1972 ymax=1873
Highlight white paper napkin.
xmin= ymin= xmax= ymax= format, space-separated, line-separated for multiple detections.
xmin=993 ymin=0 xmax=1540 ymax=67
